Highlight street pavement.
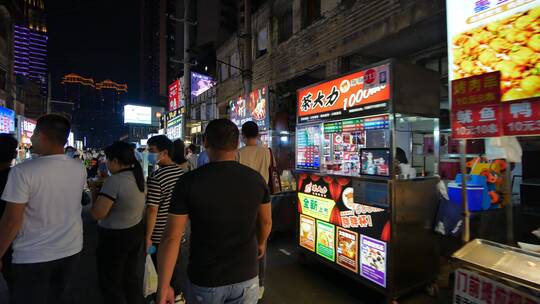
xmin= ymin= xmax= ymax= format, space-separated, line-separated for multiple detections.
xmin=65 ymin=208 xmax=451 ymax=304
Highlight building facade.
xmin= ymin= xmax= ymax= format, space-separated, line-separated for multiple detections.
xmin=61 ymin=73 xmax=128 ymax=148
xmin=215 ymin=0 xmax=446 ymax=170
xmin=0 ymin=1 xmax=16 ymax=110
xmin=13 ymin=0 xmax=48 ymax=97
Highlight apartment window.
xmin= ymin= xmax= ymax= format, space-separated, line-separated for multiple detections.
xmin=277 ymin=7 xmax=293 ymax=43
xmin=230 ymin=52 xmax=240 ymax=77
xmin=256 ymin=27 xmax=268 ymax=58
xmin=302 ymin=0 xmax=321 ymax=29
xmin=219 ymin=58 xmax=230 ymax=82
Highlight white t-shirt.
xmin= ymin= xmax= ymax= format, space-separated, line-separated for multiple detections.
xmin=238 ymin=145 xmax=271 ymax=183
xmin=1 ymin=154 xmax=87 ymax=264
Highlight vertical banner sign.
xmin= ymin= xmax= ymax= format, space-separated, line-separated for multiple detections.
xmin=336 ymin=227 xmax=359 ymax=273
xmin=168 ymin=79 xmax=183 ymax=111
xmin=360 ymin=235 xmax=387 ymax=288
xmin=451 ymin=72 xmax=503 ymax=139
xmin=454 ymin=268 xmax=540 ymax=304
xmin=447 ymin=0 xmax=540 ymax=138
xmin=299 ymin=214 xmax=316 ymax=252
xmin=316 ymin=220 xmax=335 ymax=262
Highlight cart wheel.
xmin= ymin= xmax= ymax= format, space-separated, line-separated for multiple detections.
xmin=427 ymin=283 xmax=440 ymax=297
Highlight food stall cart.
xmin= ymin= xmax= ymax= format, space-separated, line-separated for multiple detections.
xmin=452 ymin=239 xmax=540 ymax=303
xmin=295 ymin=59 xmax=441 ymax=303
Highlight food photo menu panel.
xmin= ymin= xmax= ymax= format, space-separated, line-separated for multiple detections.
xmin=296 ymin=124 xmax=322 ymax=171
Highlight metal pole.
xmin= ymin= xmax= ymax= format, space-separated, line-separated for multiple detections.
xmin=505 ymin=159 xmax=514 ymax=244
xmin=242 ymin=0 xmax=252 ymax=101
xmin=183 ymin=0 xmax=191 ymax=141
xmin=460 ymin=139 xmax=470 ymax=242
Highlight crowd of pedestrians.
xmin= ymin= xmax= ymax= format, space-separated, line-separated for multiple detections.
xmin=0 ymin=114 xmax=274 ymax=304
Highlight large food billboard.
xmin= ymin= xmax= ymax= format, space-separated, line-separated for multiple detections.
xmin=447 ymin=0 xmax=540 ymax=102
xmin=229 ymin=87 xmax=269 ymax=131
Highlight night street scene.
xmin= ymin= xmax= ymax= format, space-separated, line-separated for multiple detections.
xmin=0 ymin=0 xmax=540 ymax=303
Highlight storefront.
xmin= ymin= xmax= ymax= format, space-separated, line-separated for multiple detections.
xmin=295 ymin=59 xmax=442 ymax=302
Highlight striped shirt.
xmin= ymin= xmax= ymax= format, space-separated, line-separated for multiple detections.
xmin=147 ymin=164 xmax=184 ymax=244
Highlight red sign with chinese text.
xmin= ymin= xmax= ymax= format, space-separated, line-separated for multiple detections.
xmin=452 ymin=104 xmax=503 ymax=139
xmin=454 ymin=268 xmax=539 ymax=304
xmin=168 ymin=79 xmax=183 ymax=111
xmin=452 ymin=72 xmax=501 ymax=109
xmin=502 ymin=98 xmax=540 ymax=137
xmin=297 ymin=64 xmax=390 ymax=122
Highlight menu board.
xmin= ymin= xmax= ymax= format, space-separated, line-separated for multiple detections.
xmin=316 ymin=220 xmax=335 ymax=262
xmin=296 ymin=124 xmax=321 ymax=171
xmin=336 ymin=227 xmax=358 ymax=273
xmin=0 ymin=106 xmax=15 ymax=134
xmin=360 ymin=235 xmax=387 ymax=288
xmin=299 ymin=214 xmax=316 ymax=252
xmin=447 ymin=0 xmax=540 ymax=103
xmin=321 ymin=115 xmax=389 ymax=176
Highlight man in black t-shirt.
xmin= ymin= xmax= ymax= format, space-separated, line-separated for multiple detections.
xmin=157 ymin=119 xmax=272 ymax=304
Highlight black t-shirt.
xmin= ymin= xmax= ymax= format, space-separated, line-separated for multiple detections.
xmin=169 ymin=161 xmax=270 ymax=287
xmin=0 ymin=168 xmax=11 ymax=217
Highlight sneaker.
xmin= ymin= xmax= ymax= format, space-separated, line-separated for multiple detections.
xmin=175 ymin=294 xmax=185 ymax=303
xmin=259 ymin=286 xmax=265 ymax=300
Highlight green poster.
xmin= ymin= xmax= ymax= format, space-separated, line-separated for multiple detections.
xmin=316 ymin=220 xmax=335 ymax=262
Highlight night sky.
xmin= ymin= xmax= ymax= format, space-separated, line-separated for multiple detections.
xmin=47 ymin=0 xmax=140 ymax=100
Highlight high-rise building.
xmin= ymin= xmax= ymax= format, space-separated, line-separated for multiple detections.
xmin=61 ymin=73 xmax=128 ymax=148
xmin=13 ymin=0 xmax=48 ymax=96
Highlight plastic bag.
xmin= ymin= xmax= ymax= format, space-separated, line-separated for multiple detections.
xmin=143 ymin=254 xmax=158 ymax=298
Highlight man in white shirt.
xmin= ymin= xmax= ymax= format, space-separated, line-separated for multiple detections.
xmin=0 ymin=114 xmax=87 ymax=304
xmin=237 ymin=121 xmax=272 ymax=299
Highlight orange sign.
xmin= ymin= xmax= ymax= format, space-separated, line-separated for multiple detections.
xmin=297 ymin=64 xmax=390 ymax=122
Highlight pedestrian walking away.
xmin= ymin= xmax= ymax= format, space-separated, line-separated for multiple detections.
xmin=238 ymin=121 xmax=274 ymax=300
xmin=90 ymin=141 xmax=146 ymax=304
xmin=145 ymin=135 xmax=185 ymax=301
xmin=0 ymin=114 xmax=86 ymax=304
xmin=156 ymin=118 xmax=272 ymax=304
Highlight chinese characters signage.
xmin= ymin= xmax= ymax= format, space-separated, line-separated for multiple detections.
xmin=298 ymin=193 xmax=336 ymax=222
xmin=229 ymin=87 xmax=269 ymax=131
xmin=360 ymin=235 xmax=387 ymax=288
xmin=336 ymin=227 xmax=358 ymax=273
xmin=447 ymin=0 xmax=540 ymax=103
xmin=165 ymin=109 xmax=183 ymax=140
xmin=19 ymin=117 xmax=36 ymax=145
xmin=297 ymin=64 xmax=390 ymax=123
xmin=299 ymin=215 xmax=316 ymax=252
xmin=0 ymin=106 xmax=15 ymax=134
xmin=316 ymin=220 xmax=335 ymax=262
xmin=296 ymin=124 xmax=322 ymax=171
xmin=454 ymin=268 xmax=540 ymax=304
xmin=168 ymin=79 xmax=183 ymax=111
xmin=502 ymin=99 xmax=540 ymax=136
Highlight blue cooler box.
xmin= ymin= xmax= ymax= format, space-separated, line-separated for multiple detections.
xmin=448 ymin=174 xmax=490 ymax=211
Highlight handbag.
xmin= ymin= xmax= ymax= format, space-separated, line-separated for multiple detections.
xmin=268 ymin=148 xmax=282 ymax=194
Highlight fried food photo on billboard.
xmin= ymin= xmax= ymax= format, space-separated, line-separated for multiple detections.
xmin=452 ymin=7 xmax=540 ymax=101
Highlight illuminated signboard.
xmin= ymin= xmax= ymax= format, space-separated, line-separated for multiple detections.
xmin=297 ymin=64 xmax=390 ymax=123
xmin=229 ymin=87 xmax=269 ymax=131
xmin=316 ymin=220 xmax=335 ymax=262
xmin=336 ymin=227 xmax=358 ymax=273
xmin=299 ymin=214 xmax=316 ymax=252
xmin=168 ymin=79 xmax=183 ymax=111
xmin=0 ymin=106 xmax=15 ymax=134
xmin=298 ymin=193 xmax=336 ymax=222
xmin=19 ymin=117 xmax=36 ymax=145
xmin=191 ymin=72 xmax=215 ymax=98
xmin=447 ymin=0 xmax=540 ymax=103
xmin=124 ymin=105 xmax=152 ymax=125
xmin=360 ymin=235 xmax=387 ymax=288
xmin=165 ymin=109 xmax=183 ymax=140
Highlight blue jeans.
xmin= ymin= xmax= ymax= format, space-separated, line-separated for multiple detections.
xmin=185 ymin=276 xmax=259 ymax=304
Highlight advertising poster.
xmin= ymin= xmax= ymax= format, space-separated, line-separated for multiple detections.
xmin=447 ymin=0 xmax=540 ymax=102
xmin=229 ymin=87 xmax=269 ymax=131
xmin=297 ymin=174 xmax=352 ymax=225
xmin=360 ymin=235 xmax=387 ymax=288
xmin=454 ymin=268 xmax=540 ymax=304
xmin=297 ymin=64 xmax=390 ymax=123
xmin=336 ymin=227 xmax=358 ymax=273
xmin=502 ymin=98 xmax=540 ymax=136
xmin=339 ymin=201 xmax=390 ymax=241
xmin=124 ymin=105 xmax=152 ymax=125
xmin=165 ymin=109 xmax=183 ymax=140
xmin=299 ymin=214 xmax=316 ymax=252
xmin=316 ymin=220 xmax=335 ymax=262
xmin=0 ymin=106 xmax=15 ymax=134
xmin=19 ymin=117 xmax=36 ymax=146
xmin=191 ymin=72 xmax=215 ymax=98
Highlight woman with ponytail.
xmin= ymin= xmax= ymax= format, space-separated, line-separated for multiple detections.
xmin=90 ymin=141 xmax=146 ymax=304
